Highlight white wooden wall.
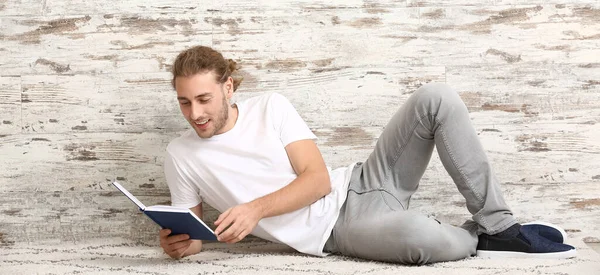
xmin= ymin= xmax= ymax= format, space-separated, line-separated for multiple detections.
xmin=1 ymin=0 xmax=599 ymax=246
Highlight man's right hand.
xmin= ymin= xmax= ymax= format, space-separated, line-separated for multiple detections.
xmin=159 ymin=229 xmax=194 ymax=259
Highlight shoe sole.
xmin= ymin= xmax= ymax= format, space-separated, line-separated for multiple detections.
xmin=476 ymin=249 xmax=577 ymax=259
xmin=522 ymin=221 xmax=568 ymax=243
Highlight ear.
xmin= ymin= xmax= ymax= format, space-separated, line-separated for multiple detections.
xmin=225 ymin=76 xmax=234 ymax=98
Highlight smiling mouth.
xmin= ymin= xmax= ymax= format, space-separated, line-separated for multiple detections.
xmin=195 ymin=119 xmax=209 ymax=125
xmin=194 ymin=119 xmax=210 ymax=130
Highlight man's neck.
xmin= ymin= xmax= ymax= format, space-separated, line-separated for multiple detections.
xmin=222 ymin=104 xmax=239 ymax=134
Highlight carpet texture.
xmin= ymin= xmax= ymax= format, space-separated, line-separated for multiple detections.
xmin=1 ymin=237 xmax=599 ymax=275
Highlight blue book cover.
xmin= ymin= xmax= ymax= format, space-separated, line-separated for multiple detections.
xmin=112 ymin=181 xmax=217 ymax=241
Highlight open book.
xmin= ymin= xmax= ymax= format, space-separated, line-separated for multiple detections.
xmin=112 ymin=181 xmax=217 ymax=241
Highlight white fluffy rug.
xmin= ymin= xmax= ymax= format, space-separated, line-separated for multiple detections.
xmin=1 ymin=238 xmax=599 ymax=275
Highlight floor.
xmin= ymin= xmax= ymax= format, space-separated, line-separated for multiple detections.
xmin=1 ymin=238 xmax=599 ymax=275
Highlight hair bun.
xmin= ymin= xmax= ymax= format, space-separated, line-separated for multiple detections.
xmin=226 ymin=59 xmax=244 ymax=92
xmin=227 ymin=59 xmax=238 ymax=74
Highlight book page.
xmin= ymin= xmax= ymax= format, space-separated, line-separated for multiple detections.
xmin=112 ymin=181 xmax=146 ymax=210
xmin=145 ymin=205 xmax=188 ymax=212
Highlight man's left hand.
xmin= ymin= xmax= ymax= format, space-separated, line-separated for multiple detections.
xmin=214 ymin=201 xmax=263 ymax=244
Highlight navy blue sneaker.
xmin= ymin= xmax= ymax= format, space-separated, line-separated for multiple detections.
xmin=477 ymin=224 xmax=577 ymax=259
xmin=522 ymin=221 xmax=567 ymax=244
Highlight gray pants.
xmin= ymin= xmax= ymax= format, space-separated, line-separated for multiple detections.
xmin=324 ymin=83 xmax=517 ymax=264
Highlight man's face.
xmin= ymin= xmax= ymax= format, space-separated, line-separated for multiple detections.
xmin=175 ymin=72 xmax=232 ymax=139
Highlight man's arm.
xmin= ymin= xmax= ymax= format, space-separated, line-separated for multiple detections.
xmin=214 ymin=139 xmax=331 ymax=243
xmin=181 ymin=203 xmax=204 ymax=257
xmin=253 ymin=139 xmax=331 ymax=217
xmin=160 ymin=203 xmax=204 ymax=258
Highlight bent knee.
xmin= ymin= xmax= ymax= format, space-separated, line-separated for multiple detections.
xmin=392 ymin=214 xmax=475 ymax=264
xmin=412 ymin=82 xmax=465 ymax=110
xmin=396 ymin=231 xmax=471 ymax=264
xmin=414 ymin=82 xmax=458 ymax=100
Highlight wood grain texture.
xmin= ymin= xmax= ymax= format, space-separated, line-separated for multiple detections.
xmin=43 ymin=0 xmax=213 ymax=15
xmin=212 ymin=5 xmax=600 ymax=67
xmin=0 ymin=0 xmax=599 ymax=246
xmin=10 ymin=65 xmax=600 ymax=133
xmin=0 ymin=0 xmax=43 ymax=16
xmin=0 ymin=77 xmax=21 ymax=135
xmin=19 ymin=73 xmax=187 ymax=133
xmin=1 ymin=123 xmax=598 ymax=192
xmin=0 ymin=13 xmax=212 ymax=75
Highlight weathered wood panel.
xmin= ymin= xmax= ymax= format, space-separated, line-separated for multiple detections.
xmin=447 ymin=64 xmax=600 ymax=125
xmin=43 ymin=0 xmax=213 ymax=15
xmin=0 ymin=0 xmax=599 ymax=246
xmin=236 ymin=0 xmax=408 ymax=11
xmin=0 ymin=132 xmax=179 ymax=192
xmin=17 ymin=68 xmax=444 ymax=133
xmin=0 ymin=13 xmax=212 ymax=75
xmin=1 ymin=120 xmax=599 ymax=193
xmin=0 ymin=191 xmax=172 ymax=245
xmin=13 ymin=64 xmax=600 ymax=134
xmin=0 ymin=77 xmax=21 ymax=135
xmin=415 ymin=5 xmax=600 ymax=64
xmin=213 ymin=5 xmax=600 ymax=68
xmin=0 ymin=0 xmax=43 ymax=16
xmin=2 ymin=5 xmax=599 ymax=76
xmin=494 ymin=1 xmax=599 ymax=5
xmin=279 ymin=65 xmax=600 ymax=127
xmin=20 ymin=73 xmax=187 ymax=133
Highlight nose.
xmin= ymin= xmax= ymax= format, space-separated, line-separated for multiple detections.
xmin=189 ymin=102 xmax=205 ymax=121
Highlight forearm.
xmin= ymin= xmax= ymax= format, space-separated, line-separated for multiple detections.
xmin=251 ymin=170 xmax=331 ymax=219
xmin=182 ymin=240 xmax=203 ymax=257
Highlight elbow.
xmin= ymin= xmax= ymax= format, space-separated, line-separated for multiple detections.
xmin=323 ymin=185 xmax=332 ymax=197
xmin=318 ymin=171 xmax=332 ymax=197
xmin=182 ymin=240 xmax=203 ymax=258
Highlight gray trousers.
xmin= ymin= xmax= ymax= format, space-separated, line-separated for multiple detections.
xmin=323 ymin=83 xmax=517 ymax=264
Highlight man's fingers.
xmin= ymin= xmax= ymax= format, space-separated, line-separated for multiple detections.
xmin=215 ymin=215 xmax=235 ymax=236
xmin=219 ymin=221 xmax=245 ymax=243
xmin=166 ymin=234 xmax=190 ymax=245
xmin=215 ymin=208 xmax=232 ymax=225
xmin=159 ymin=229 xmax=172 ymax=238
xmin=170 ymin=244 xmax=190 ymax=258
xmin=217 ymin=221 xmax=238 ymax=241
xmin=162 ymin=238 xmax=191 ymax=259
xmin=168 ymin=239 xmax=192 ymax=253
xmin=214 ymin=208 xmax=231 ymax=226
xmin=226 ymin=229 xmax=248 ymax=244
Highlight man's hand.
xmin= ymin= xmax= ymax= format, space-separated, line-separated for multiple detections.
xmin=214 ymin=202 xmax=264 ymax=244
xmin=159 ymin=229 xmax=192 ymax=259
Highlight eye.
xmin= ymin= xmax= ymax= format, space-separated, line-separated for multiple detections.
xmin=179 ymin=101 xmax=190 ymax=106
xmin=199 ymin=98 xmax=211 ymax=104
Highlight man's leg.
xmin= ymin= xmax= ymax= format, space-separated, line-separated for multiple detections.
xmin=359 ymin=82 xmax=515 ymax=233
xmin=327 ymin=83 xmax=574 ymax=263
xmin=329 ymin=83 xmax=501 ymax=264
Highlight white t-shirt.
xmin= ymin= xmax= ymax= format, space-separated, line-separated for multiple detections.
xmin=164 ymin=92 xmax=355 ymax=256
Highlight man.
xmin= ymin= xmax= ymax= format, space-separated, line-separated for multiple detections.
xmin=159 ymin=45 xmax=576 ymax=264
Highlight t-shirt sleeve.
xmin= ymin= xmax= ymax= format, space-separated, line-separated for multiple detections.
xmin=270 ymin=93 xmax=318 ymax=147
xmin=164 ymin=150 xmax=203 ymax=209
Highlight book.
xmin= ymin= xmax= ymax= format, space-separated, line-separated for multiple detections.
xmin=112 ymin=180 xmax=217 ymax=241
